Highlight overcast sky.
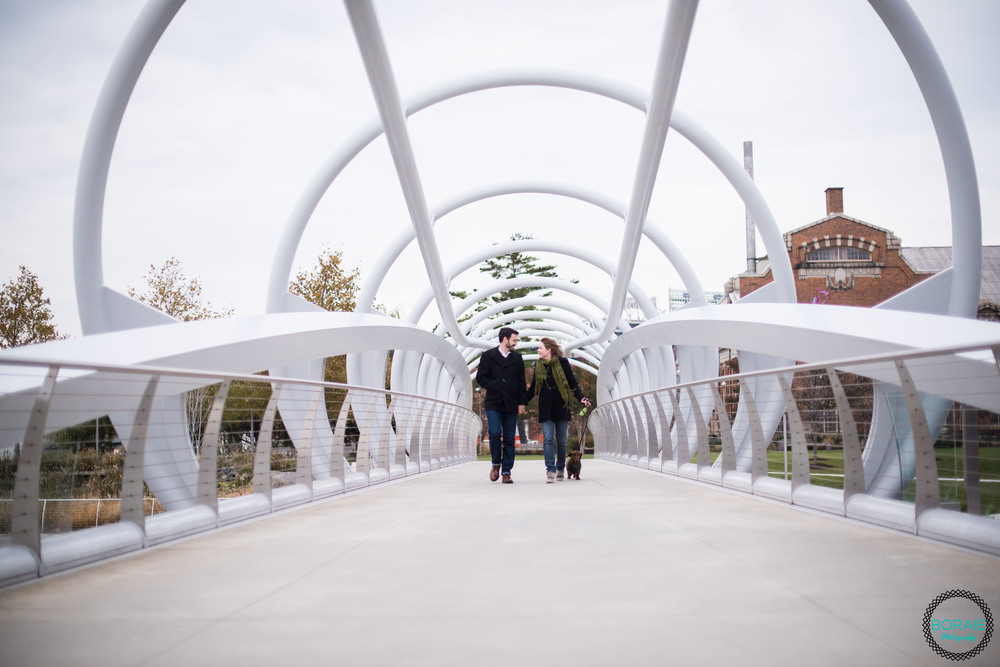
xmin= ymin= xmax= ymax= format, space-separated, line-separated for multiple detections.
xmin=1 ymin=0 xmax=997 ymax=338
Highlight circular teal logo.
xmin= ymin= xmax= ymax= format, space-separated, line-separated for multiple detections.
xmin=922 ymin=590 xmax=993 ymax=660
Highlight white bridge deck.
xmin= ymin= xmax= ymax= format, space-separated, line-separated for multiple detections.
xmin=1 ymin=460 xmax=998 ymax=666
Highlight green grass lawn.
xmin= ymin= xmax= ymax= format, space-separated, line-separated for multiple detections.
xmin=592 ymin=445 xmax=1000 ymax=516
xmin=475 ymin=445 xmax=1000 ymax=515
xmin=764 ymin=448 xmax=845 ymax=489
xmin=905 ymin=445 xmax=1000 ymax=516
xmin=690 ymin=447 xmax=847 ymax=488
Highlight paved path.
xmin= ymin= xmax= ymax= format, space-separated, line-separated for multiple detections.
xmin=1 ymin=460 xmax=998 ymax=666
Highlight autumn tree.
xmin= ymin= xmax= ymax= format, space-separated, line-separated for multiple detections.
xmin=128 ymin=256 xmax=233 ymax=321
xmin=289 ymin=246 xmax=362 ymax=384
xmin=128 ymin=257 xmax=232 ymax=452
xmin=0 ymin=265 xmax=64 ymax=348
xmin=289 ymin=246 xmax=361 ymax=313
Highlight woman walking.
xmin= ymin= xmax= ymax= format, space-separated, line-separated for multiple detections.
xmin=527 ymin=337 xmax=591 ymax=483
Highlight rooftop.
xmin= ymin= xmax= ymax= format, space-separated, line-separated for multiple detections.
xmin=901 ymin=246 xmax=1000 ymax=302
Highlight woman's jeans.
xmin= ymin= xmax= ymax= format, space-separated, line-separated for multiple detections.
xmin=541 ymin=419 xmax=570 ymax=473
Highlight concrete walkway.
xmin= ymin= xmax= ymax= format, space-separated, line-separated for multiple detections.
xmin=1 ymin=460 xmax=998 ymax=666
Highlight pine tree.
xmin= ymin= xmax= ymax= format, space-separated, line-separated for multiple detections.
xmin=450 ymin=233 xmax=564 ymax=317
xmin=481 ymin=233 xmax=558 ymax=306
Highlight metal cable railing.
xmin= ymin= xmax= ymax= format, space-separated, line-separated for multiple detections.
xmin=590 ymin=341 xmax=1000 ymax=555
xmin=0 ymin=358 xmax=479 ymax=585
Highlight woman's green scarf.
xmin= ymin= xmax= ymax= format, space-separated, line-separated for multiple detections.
xmin=536 ymin=357 xmax=571 ymax=405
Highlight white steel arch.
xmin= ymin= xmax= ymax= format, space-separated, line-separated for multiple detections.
xmin=462 ymin=297 xmax=607 ymax=350
xmin=52 ymin=0 xmax=988 ymax=523
xmin=72 ymin=2 xmax=980 ymax=345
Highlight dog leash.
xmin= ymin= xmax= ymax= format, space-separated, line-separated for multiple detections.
xmin=578 ymin=405 xmax=590 ymax=454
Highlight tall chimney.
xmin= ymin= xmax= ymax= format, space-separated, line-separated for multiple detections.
xmin=825 ymin=187 xmax=844 ymax=215
xmin=744 ymin=141 xmax=756 ymax=273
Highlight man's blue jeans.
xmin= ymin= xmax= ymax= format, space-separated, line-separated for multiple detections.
xmin=486 ymin=409 xmax=518 ymax=474
xmin=541 ymin=419 xmax=570 ymax=474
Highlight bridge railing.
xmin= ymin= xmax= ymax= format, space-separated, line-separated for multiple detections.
xmin=0 ymin=358 xmax=479 ymax=586
xmin=590 ymin=341 xmax=1000 ymax=556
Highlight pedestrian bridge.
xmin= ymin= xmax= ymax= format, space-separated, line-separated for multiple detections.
xmin=2 ymin=1 xmax=1000 ymax=663
xmin=1 ymin=459 xmax=998 ymax=666
xmin=1 ymin=341 xmax=999 ymax=664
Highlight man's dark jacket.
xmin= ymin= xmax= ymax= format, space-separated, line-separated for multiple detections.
xmin=476 ymin=347 xmax=528 ymax=412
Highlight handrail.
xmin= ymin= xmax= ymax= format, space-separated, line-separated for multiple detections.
xmin=595 ymin=337 xmax=1000 ymax=407
xmin=590 ymin=340 xmax=1000 ymax=557
xmin=0 ymin=358 xmax=481 ymax=587
xmin=0 ymin=355 xmax=469 ymax=411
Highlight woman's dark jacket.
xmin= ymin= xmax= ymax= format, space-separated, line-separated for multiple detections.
xmin=526 ymin=357 xmax=585 ymax=422
xmin=476 ymin=347 xmax=528 ymax=412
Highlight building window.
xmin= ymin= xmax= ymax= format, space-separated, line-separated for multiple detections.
xmin=806 ymin=247 xmax=871 ymax=262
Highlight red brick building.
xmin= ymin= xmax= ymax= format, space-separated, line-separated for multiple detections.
xmin=724 ymin=187 xmax=934 ymax=307
xmin=715 ymin=188 xmax=999 ymax=435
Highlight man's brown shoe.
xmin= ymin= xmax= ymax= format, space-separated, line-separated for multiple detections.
xmin=502 ymin=474 xmax=513 ymax=484
xmin=490 ymin=465 xmax=500 ymax=482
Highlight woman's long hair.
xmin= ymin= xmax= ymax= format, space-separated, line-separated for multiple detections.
xmin=540 ymin=337 xmax=564 ymax=359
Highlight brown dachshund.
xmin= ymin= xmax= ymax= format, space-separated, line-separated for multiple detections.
xmin=566 ymin=449 xmax=583 ymax=480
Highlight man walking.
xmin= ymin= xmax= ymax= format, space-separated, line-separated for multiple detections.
xmin=476 ymin=327 xmax=527 ymax=484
